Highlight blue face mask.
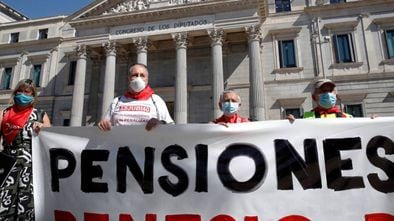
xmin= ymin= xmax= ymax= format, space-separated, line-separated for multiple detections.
xmin=319 ymin=92 xmax=336 ymax=109
xmin=222 ymin=102 xmax=239 ymax=115
xmin=14 ymin=93 xmax=34 ymax=106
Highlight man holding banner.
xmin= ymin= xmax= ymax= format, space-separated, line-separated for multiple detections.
xmin=288 ymin=79 xmax=352 ymax=122
xmin=211 ymin=90 xmax=249 ymax=127
xmin=303 ymin=79 xmax=352 ymax=119
xmin=98 ymin=63 xmax=173 ymax=131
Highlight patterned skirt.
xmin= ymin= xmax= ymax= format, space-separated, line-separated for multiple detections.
xmin=0 ymin=141 xmax=34 ymax=221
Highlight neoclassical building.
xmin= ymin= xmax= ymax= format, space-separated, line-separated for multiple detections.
xmin=0 ymin=0 xmax=393 ymax=126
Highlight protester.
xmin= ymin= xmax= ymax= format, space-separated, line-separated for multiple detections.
xmin=211 ymin=90 xmax=249 ymax=127
xmin=98 ymin=63 xmax=173 ymax=131
xmin=287 ymin=79 xmax=352 ymax=122
xmin=0 ymin=79 xmax=51 ymax=221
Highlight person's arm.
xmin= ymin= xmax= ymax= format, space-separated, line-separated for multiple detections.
xmin=156 ymin=95 xmax=174 ymax=124
xmin=33 ymin=112 xmax=51 ymax=133
xmin=145 ymin=95 xmax=173 ymax=131
xmin=98 ymin=97 xmax=117 ymax=131
xmin=98 ymin=120 xmax=112 ymax=131
xmin=287 ymin=114 xmax=296 ymax=123
xmin=43 ymin=113 xmax=51 ymax=127
xmin=145 ymin=118 xmax=166 ymax=131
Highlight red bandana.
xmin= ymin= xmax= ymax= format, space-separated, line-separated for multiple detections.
xmin=124 ymin=86 xmax=154 ymax=100
xmin=314 ymin=106 xmax=341 ymax=114
xmin=1 ymin=105 xmax=33 ymax=144
xmin=213 ymin=114 xmax=249 ymax=124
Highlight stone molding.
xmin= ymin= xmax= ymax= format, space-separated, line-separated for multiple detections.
xmin=277 ymin=97 xmax=307 ymax=108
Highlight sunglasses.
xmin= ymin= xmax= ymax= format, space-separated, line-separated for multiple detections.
xmin=24 ymin=79 xmax=33 ymax=85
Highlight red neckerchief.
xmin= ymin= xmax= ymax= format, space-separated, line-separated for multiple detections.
xmin=1 ymin=105 xmax=33 ymax=144
xmin=313 ymin=106 xmax=344 ymax=117
xmin=124 ymin=86 xmax=154 ymax=100
xmin=213 ymin=114 xmax=249 ymax=124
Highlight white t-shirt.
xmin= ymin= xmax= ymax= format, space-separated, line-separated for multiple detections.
xmin=104 ymin=94 xmax=174 ymax=126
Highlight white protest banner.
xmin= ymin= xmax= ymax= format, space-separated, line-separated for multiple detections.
xmin=33 ymin=118 xmax=394 ymax=221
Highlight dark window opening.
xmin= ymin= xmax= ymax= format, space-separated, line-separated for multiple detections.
xmin=275 ymin=0 xmax=291 ymax=12
xmin=38 ymin=29 xmax=48 ymax=39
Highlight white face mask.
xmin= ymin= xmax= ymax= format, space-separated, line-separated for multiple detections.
xmin=129 ymin=77 xmax=146 ymax=92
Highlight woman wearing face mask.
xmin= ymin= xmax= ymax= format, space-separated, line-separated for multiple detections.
xmin=0 ymin=79 xmax=51 ymax=220
xmin=98 ymin=63 xmax=174 ymax=131
xmin=303 ymin=79 xmax=352 ymax=119
xmin=210 ymin=90 xmax=249 ymax=127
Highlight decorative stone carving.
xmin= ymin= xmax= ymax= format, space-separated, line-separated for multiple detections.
xmin=169 ymin=0 xmax=205 ymax=5
xmin=76 ymin=45 xmax=87 ymax=58
xmin=133 ymin=37 xmax=149 ymax=53
xmin=208 ymin=29 xmax=224 ymax=46
xmin=103 ymin=0 xmax=150 ymax=15
xmin=102 ymin=0 xmax=207 ymax=13
xmin=172 ymin=32 xmax=188 ymax=49
xmin=102 ymin=41 xmax=117 ymax=56
xmin=246 ymin=25 xmax=262 ymax=42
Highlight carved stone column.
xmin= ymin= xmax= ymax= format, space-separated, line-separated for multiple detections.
xmin=246 ymin=25 xmax=265 ymax=121
xmin=359 ymin=13 xmax=378 ymax=73
xmin=13 ymin=51 xmax=28 ymax=88
xmin=101 ymin=41 xmax=117 ymax=119
xmin=133 ymin=37 xmax=148 ymax=65
xmin=208 ymin=29 xmax=225 ymax=119
xmin=172 ymin=32 xmax=188 ymax=124
xmin=70 ymin=45 xmax=87 ymax=126
xmin=46 ymin=47 xmax=59 ymax=94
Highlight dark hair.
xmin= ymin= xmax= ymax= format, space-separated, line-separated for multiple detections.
xmin=11 ymin=79 xmax=37 ymax=106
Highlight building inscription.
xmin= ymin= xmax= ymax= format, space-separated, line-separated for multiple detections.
xmin=110 ymin=15 xmax=214 ymax=38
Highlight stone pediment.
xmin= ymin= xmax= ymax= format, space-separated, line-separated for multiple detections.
xmin=0 ymin=1 xmax=29 ymax=23
xmin=68 ymin=0 xmax=261 ymax=28
xmin=68 ymin=0 xmax=211 ymax=21
xmin=68 ymin=0 xmax=125 ymax=20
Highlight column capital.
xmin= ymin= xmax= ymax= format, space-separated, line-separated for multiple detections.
xmin=208 ymin=28 xmax=224 ymax=46
xmin=102 ymin=41 xmax=117 ymax=56
xmin=76 ymin=45 xmax=87 ymax=59
xmin=18 ymin=51 xmax=28 ymax=61
xmin=50 ymin=46 xmax=59 ymax=53
xmin=246 ymin=25 xmax=262 ymax=42
xmin=358 ymin=13 xmax=370 ymax=19
xmin=172 ymin=32 xmax=188 ymax=49
xmin=133 ymin=37 xmax=149 ymax=53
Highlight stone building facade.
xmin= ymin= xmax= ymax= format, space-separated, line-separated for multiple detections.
xmin=0 ymin=0 xmax=393 ymax=126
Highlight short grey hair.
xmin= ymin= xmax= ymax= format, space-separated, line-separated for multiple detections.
xmin=219 ymin=90 xmax=241 ymax=103
xmin=129 ymin=63 xmax=149 ymax=75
